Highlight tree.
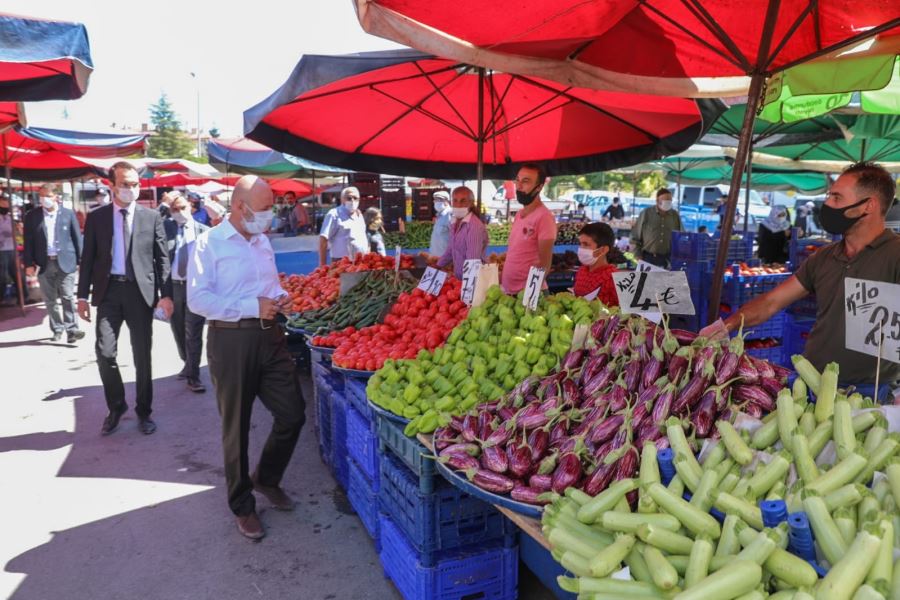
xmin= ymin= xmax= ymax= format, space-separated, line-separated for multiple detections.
xmin=147 ymin=93 xmax=196 ymax=159
xmin=208 ymin=126 xmax=220 ymax=139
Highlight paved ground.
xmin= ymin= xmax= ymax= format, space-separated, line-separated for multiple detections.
xmin=0 ymin=302 xmax=553 ymax=600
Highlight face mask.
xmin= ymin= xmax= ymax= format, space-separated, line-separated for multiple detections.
xmin=41 ymin=197 xmax=56 ymax=210
xmin=0 ymin=207 xmax=8 ymax=215
xmin=171 ymin=210 xmax=189 ymax=225
xmin=117 ymin=186 xmax=138 ymax=204
xmin=242 ymin=207 xmax=273 ymax=235
xmin=516 ymin=186 xmax=539 ymax=207
xmin=658 ymin=200 xmax=673 ymax=212
xmin=452 ymin=207 xmax=469 ymax=220
xmin=577 ymin=248 xmax=599 ymax=266
xmin=434 ymin=201 xmax=446 ymax=213
xmin=820 ymin=196 xmax=870 ymax=235
xmin=343 ymin=200 xmax=359 ymax=212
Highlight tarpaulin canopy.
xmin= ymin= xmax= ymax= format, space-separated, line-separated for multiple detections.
xmin=207 ymin=137 xmax=344 ymax=177
xmin=137 ymin=173 xmax=240 ymax=188
xmin=355 ymin=1 xmax=900 ymax=98
xmin=6 ymin=125 xmax=147 ymax=158
xmin=0 ymin=147 xmax=103 ymax=181
xmin=244 ymin=49 xmax=724 ymax=179
xmin=669 ymin=163 xmax=830 ymax=194
xmin=0 ymin=14 xmax=93 ymax=101
xmin=268 ymin=179 xmax=314 ymax=196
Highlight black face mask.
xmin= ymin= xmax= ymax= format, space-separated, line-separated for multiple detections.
xmin=820 ymin=196 xmax=870 ymax=235
xmin=0 ymin=207 xmax=8 ymax=215
xmin=516 ymin=186 xmax=540 ymax=207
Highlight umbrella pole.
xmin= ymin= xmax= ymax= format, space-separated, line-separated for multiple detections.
xmin=743 ymin=139 xmax=753 ymax=232
xmin=707 ymin=72 xmax=766 ymax=325
xmin=476 ymin=67 xmax=485 ymax=215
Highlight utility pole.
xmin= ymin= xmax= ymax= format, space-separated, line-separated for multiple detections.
xmin=190 ymin=72 xmax=201 ymax=157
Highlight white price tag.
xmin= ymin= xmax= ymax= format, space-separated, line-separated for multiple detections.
xmin=844 ymin=278 xmax=900 ymax=364
xmin=417 ymin=266 xmax=448 ymax=297
xmin=612 ymin=270 xmax=695 ymax=315
xmin=394 ymin=246 xmax=401 ymax=273
xmin=636 ymin=260 xmax=666 ymax=273
xmin=522 ymin=266 xmax=545 ymax=311
xmin=461 ymin=259 xmax=482 ymax=306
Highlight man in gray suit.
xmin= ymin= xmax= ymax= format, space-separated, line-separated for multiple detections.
xmin=23 ymin=184 xmax=84 ymax=343
xmin=164 ymin=192 xmax=209 ymax=393
xmin=77 ymin=161 xmax=173 ymax=436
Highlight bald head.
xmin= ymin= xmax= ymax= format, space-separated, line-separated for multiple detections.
xmin=229 ymin=175 xmax=274 ymax=237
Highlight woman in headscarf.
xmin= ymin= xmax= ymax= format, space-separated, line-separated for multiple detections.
xmin=363 ymin=207 xmax=387 ymax=255
xmin=757 ymin=205 xmax=791 ymax=263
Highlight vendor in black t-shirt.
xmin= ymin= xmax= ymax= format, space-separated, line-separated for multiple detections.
xmin=602 ymin=197 xmax=625 ymax=220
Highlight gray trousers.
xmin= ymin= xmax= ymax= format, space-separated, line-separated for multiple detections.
xmin=37 ymin=259 xmax=79 ymax=334
xmin=170 ymin=281 xmax=205 ymax=379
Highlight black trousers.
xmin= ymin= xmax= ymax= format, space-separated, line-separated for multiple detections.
xmin=641 ymin=252 xmax=670 ymax=269
xmin=207 ymin=324 xmax=306 ymax=516
xmin=95 ymin=280 xmax=154 ymax=418
xmin=170 ymin=281 xmax=205 ymax=379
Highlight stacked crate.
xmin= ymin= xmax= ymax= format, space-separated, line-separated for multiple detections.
xmin=374 ymin=407 xmax=519 ymax=599
xmin=344 ymin=376 xmax=382 ymax=548
xmin=782 ymin=232 xmax=836 ymax=360
xmin=311 ymin=350 xmax=348 ymax=489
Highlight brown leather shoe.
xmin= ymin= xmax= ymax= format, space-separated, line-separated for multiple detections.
xmin=251 ymin=473 xmax=294 ymax=511
xmin=236 ymin=512 xmax=265 ymax=540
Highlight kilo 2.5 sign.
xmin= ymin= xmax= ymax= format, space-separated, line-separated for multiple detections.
xmin=612 ymin=270 xmax=695 ymax=315
xmin=844 ymin=277 xmax=900 ymax=364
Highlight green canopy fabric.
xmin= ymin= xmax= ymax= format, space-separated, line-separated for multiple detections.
xmin=668 ymin=164 xmax=830 ymax=193
xmin=702 ymin=103 xmax=846 ymax=148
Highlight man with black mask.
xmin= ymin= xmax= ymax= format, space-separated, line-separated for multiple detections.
xmin=703 ymin=162 xmax=900 ymax=400
xmin=501 ymin=163 xmax=557 ymax=294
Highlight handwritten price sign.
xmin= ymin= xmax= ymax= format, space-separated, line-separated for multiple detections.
xmin=417 ymin=266 xmax=448 ymax=296
xmin=460 ymin=259 xmax=482 ymax=306
xmin=612 ymin=270 xmax=695 ymax=315
xmin=844 ymin=277 xmax=900 ymax=364
xmin=522 ymin=266 xmax=545 ymax=311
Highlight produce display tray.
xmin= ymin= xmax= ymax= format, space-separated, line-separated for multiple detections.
xmin=369 ymin=399 xmax=411 ymax=426
xmin=331 ymin=365 xmax=376 ymax=379
xmin=284 ymin=324 xmax=310 ymax=335
xmin=433 ymin=460 xmax=543 ymax=519
xmin=307 ymin=344 xmax=335 ymax=356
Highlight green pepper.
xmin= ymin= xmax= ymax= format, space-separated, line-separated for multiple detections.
xmin=460 ymin=393 xmax=480 ymax=411
xmin=526 ymin=346 xmax=542 ymax=365
xmin=514 ymin=362 xmax=531 ymax=381
xmin=435 ymin=396 xmax=456 ymax=411
xmin=404 ymin=417 xmax=420 ymax=436
xmin=464 ymin=329 xmax=479 ymax=344
xmin=403 ymin=385 xmax=421 ymax=403
xmin=403 ymin=405 xmax=421 ymax=419
xmin=447 ymin=328 xmax=463 ymax=345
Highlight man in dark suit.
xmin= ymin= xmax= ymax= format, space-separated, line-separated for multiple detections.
xmin=77 ymin=161 xmax=174 ymax=435
xmin=164 ymin=192 xmax=209 ymax=393
xmin=23 ymin=184 xmax=84 ymax=343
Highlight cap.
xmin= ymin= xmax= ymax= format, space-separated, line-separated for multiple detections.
xmin=433 ymin=191 xmax=450 ymax=202
xmin=804 ymin=201 xmax=815 ymax=209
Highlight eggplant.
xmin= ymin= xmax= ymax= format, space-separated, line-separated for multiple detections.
xmin=608 ymin=380 xmax=628 ymax=412
xmin=636 ymin=377 xmax=664 ymax=408
xmin=732 ymin=384 xmax=775 ymax=411
xmin=654 ymin=437 xmax=670 ymax=451
xmin=691 ymin=390 xmax=718 ymax=437
xmin=623 ymin=357 xmax=642 ymax=394
xmin=561 ymin=379 xmax=580 ymax=409
xmin=641 ymin=347 xmax=664 ymax=391
xmin=433 ymin=427 xmax=460 ymax=451
xmin=440 ymin=442 xmax=481 ymax=457
xmin=636 ymin=419 xmax=662 ymax=445
xmin=558 ymin=435 xmax=581 ymax=454
xmin=667 ymin=346 xmax=694 ymax=383
xmin=513 ymin=375 xmax=541 ymax=399
xmin=590 ymin=318 xmax=608 ymax=342
xmin=583 ymin=361 xmax=619 ymax=398
xmin=447 ymin=417 xmax=464 ymax=433
xmin=742 ymin=402 xmax=764 ymax=418
xmin=579 ymin=353 xmax=609 ymax=385
xmin=549 ymin=419 xmax=570 ymax=447
xmin=769 ymin=363 xmax=792 ymax=381
xmin=736 ymin=354 xmax=759 ymax=384
xmin=759 ymin=376 xmax=784 ymax=398
xmin=672 ymin=374 xmax=709 ymax=415
xmin=529 ymin=473 xmax=553 ymax=492
xmin=507 ymin=444 xmax=533 ymax=478
xmin=631 ymin=401 xmax=650 ymax=431
xmin=693 ymin=345 xmax=719 ymax=378
xmin=715 ymin=348 xmax=741 ymax=386
xmin=481 ymin=444 xmax=508 ymax=473
xmin=613 ymin=446 xmax=639 ymax=482
xmin=583 ymin=462 xmax=616 ymax=496
xmin=511 ymin=485 xmax=552 ymax=505
xmin=537 ymin=451 xmax=559 ymax=475
xmin=753 ymin=357 xmax=775 ymax=380
xmin=442 ymin=453 xmax=480 ymax=471
xmin=601 ymin=314 xmax=621 ymax=345
xmin=461 ymin=414 xmax=479 ymax=442
xmin=589 ymin=414 xmax=624 ymax=445
xmin=551 ymin=452 xmax=583 ymax=494
xmin=562 ymin=349 xmax=585 ymax=371
xmin=651 ymin=384 xmax=677 ymax=425
xmin=670 ymin=328 xmax=698 ymax=345
xmin=498 ymin=406 xmax=517 ymax=422
xmin=478 ymin=411 xmax=493 ymax=439
xmin=486 ymin=423 xmax=514 ymax=447
xmin=609 ymin=328 xmax=631 ymax=355
xmin=471 ymin=469 xmax=516 ymax=494
xmin=518 ymin=412 xmax=551 ymax=430
xmin=527 ymin=428 xmax=549 ymax=462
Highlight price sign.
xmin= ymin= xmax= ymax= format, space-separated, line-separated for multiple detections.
xmin=522 ymin=266 xmax=546 ymax=311
xmin=417 ymin=266 xmax=448 ymax=297
xmin=394 ymin=246 xmax=402 ymax=273
xmin=844 ymin=277 xmax=900 ymax=364
xmin=461 ymin=259 xmax=482 ymax=306
xmin=636 ymin=260 xmax=665 ymax=273
xmin=612 ymin=270 xmax=695 ymax=315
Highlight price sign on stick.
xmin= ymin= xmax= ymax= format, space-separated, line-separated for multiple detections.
xmin=461 ymin=259 xmax=482 ymax=306
xmin=612 ymin=270 xmax=695 ymax=315
xmin=844 ymin=277 xmax=900 ymax=364
xmin=417 ymin=267 xmax=448 ymax=297
xmin=394 ymin=246 xmax=402 ymax=273
xmin=523 ymin=266 xmax=545 ymax=311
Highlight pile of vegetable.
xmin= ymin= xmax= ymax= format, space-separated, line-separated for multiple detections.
xmin=726 ymin=263 xmax=790 ymax=277
xmin=286 ymin=270 xmax=414 ymax=335
xmin=366 ymin=286 xmax=600 ymax=435
xmin=430 ymin=313 xmax=790 ymax=504
xmin=279 ymin=253 xmax=415 ymax=312
xmin=555 ymin=222 xmax=583 ymax=245
xmin=487 ymin=223 xmax=512 ymax=245
xmin=313 ymin=278 xmax=468 ymax=371
xmin=541 ymin=358 xmax=899 ymax=599
xmin=383 ymin=221 xmax=434 ymax=249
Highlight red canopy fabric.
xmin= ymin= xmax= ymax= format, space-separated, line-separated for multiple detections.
xmin=0 ymin=146 xmax=102 ymax=180
xmin=245 ymin=49 xmax=723 ymax=178
xmin=356 ymin=1 xmax=900 ymax=97
xmin=268 ymin=179 xmax=313 ymax=195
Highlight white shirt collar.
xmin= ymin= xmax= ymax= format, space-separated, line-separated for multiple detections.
xmin=210 ymin=218 xmax=262 ymax=244
xmin=113 ymin=200 xmax=136 ymax=217
xmin=43 ymin=208 xmax=58 ymax=218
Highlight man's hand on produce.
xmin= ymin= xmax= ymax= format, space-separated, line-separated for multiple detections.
xmin=258 ymin=297 xmax=279 ymax=320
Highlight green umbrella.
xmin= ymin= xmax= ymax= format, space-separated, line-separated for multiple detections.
xmin=702 ymin=103 xmax=846 ymax=148
xmin=753 ymin=114 xmax=900 ymax=163
xmin=668 ymin=164 xmax=830 ymax=194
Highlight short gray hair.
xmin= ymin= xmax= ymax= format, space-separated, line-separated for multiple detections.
xmin=341 ymin=186 xmax=360 ymax=200
xmin=451 ymin=186 xmax=474 ymax=202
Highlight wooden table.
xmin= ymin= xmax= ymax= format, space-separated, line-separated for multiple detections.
xmin=418 ymin=433 xmax=551 ymax=551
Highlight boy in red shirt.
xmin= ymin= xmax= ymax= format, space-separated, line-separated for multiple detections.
xmin=573 ymin=222 xmax=621 ymax=306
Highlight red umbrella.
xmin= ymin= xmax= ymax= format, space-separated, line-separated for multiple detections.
xmin=268 ymin=179 xmax=313 ymax=195
xmin=0 ymin=101 xmax=24 ymax=132
xmin=0 ymin=147 xmax=102 ymax=180
xmin=245 ymin=49 xmax=723 ymax=189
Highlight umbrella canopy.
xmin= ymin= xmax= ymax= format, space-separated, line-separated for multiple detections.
xmin=355 ymin=1 xmax=900 ymax=98
xmin=244 ymin=49 xmax=724 ymax=179
xmin=0 ymin=101 xmax=24 ymax=132
xmin=0 ymin=14 xmax=93 ymax=101
xmin=268 ymin=179 xmax=314 ymax=196
xmin=750 ymin=114 xmax=900 ymax=163
xmin=0 ymin=147 xmax=103 ymax=181
xmin=702 ymin=104 xmax=846 ymax=148
xmin=669 ymin=163 xmax=830 ymax=194
xmin=6 ymin=125 xmax=147 ymax=158
xmin=207 ymin=137 xmax=343 ymax=177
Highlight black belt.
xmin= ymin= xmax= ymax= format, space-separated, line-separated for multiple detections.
xmin=209 ymin=318 xmax=277 ymax=330
xmin=109 ymin=275 xmax=131 ymax=282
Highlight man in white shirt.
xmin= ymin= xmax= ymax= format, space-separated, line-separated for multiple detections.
xmin=188 ymin=175 xmax=304 ymax=541
xmin=429 ymin=190 xmax=452 ymax=257
xmin=318 ymin=186 xmax=368 ymax=265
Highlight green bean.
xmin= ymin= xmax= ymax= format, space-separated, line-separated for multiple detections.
xmin=716 ymin=421 xmax=754 ymax=465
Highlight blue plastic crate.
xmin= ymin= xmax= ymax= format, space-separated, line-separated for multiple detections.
xmin=722 ymin=268 xmax=791 ymax=308
xmin=379 ymin=453 xmax=513 ymax=565
xmin=784 ymin=314 xmax=815 ymax=361
xmin=379 ymin=515 xmax=518 ymax=600
xmin=789 ymin=232 xmax=837 ymax=269
xmin=377 ymin=414 xmax=437 ymax=494
xmin=345 ymin=377 xmax=373 ymax=421
xmin=347 ymin=458 xmax=381 ymax=549
xmin=669 ymin=259 xmax=710 ymax=294
xmin=788 ymin=294 xmax=818 ymax=320
xmin=519 ymin=532 xmax=576 ymax=600
xmin=723 ymin=310 xmax=786 ymax=340
xmin=346 ymin=405 xmax=380 ymax=489
xmin=316 ymin=384 xmax=332 ymax=468
xmin=671 ymin=231 xmax=754 ymax=263
xmin=331 ymin=390 xmax=350 ymax=490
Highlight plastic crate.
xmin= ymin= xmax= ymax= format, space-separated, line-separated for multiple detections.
xmin=783 ymin=315 xmax=814 ymax=361
xmin=347 ymin=458 xmax=381 ymax=548
xmin=379 ymin=453 xmax=513 ymax=565
xmin=671 ymin=231 xmax=754 ymax=263
xmin=331 ymin=390 xmax=350 ymax=490
xmin=345 ymin=377 xmax=373 ymax=422
xmin=379 ymin=515 xmax=518 ymax=600
xmin=788 ymin=294 xmax=818 ymax=319
xmin=789 ymin=232 xmax=837 ymax=269
xmin=745 ymin=343 xmax=786 ymax=367
xmin=722 ymin=309 xmax=786 ymax=340
xmin=722 ymin=267 xmax=791 ymax=308
xmin=519 ymin=532 xmax=576 ymax=600
xmin=669 ymin=259 xmax=710 ymax=294
xmin=377 ymin=414 xmax=437 ymax=493
xmin=316 ymin=383 xmax=332 ymax=468
xmin=346 ymin=405 xmax=380 ymax=489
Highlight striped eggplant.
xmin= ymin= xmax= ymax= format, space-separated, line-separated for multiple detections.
xmin=561 ymin=349 xmax=585 ymax=371
xmin=561 ymin=378 xmax=580 ymax=409
xmin=551 ymin=452 xmax=583 ymax=494
xmin=715 ymin=346 xmax=741 ymax=385
xmin=623 ymin=357 xmax=642 ymax=394
xmin=752 ymin=357 xmax=776 ymax=379
xmin=667 ymin=346 xmax=694 ymax=383
xmin=537 ymin=372 xmax=565 ymax=399
xmin=737 ymin=354 xmax=759 ymax=384
xmin=608 ymin=379 xmax=629 ymax=412
xmin=558 ymin=435 xmax=582 ymax=454
xmin=434 ymin=427 xmax=460 ymax=451
xmin=517 ymin=411 xmax=552 ymax=430
xmin=447 ymin=417 xmax=464 ymax=433
xmin=469 ymin=469 xmax=516 ymax=494
xmin=652 ymin=383 xmax=677 ymax=425
xmin=440 ymin=442 xmax=481 ymax=457
xmin=637 ymin=376 xmax=666 ymax=408
xmin=461 ymin=414 xmax=479 ymax=442
xmin=601 ymin=314 xmax=621 ymax=345
xmin=641 ymin=344 xmax=665 ymax=391
xmin=759 ymin=376 xmax=784 ymax=398
xmin=613 ymin=446 xmax=639 ymax=482
xmin=512 ymin=375 xmax=541 ymax=398
xmin=742 ymin=402 xmax=764 ymax=418
xmin=631 ymin=400 xmax=650 ymax=431
xmin=672 ymin=373 xmax=709 ymax=414
xmin=486 ymin=422 xmax=514 ymax=447
xmin=769 ymin=363 xmax=792 ymax=381
xmin=589 ymin=414 xmax=624 ymax=445
xmin=583 ymin=361 xmax=620 ymax=398
xmin=537 ymin=451 xmax=559 ymax=475
xmin=692 ymin=345 xmax=719 ymax=378
xmin=609 ymin=328 xmax=632 ymax=355
xmin=579 ymin=352 xmax=609 ymax=385
xmin=481 ymin=444 xmax=508 ymax=473
xmin=549 ymin=419 xmax=570 ymax=448
xmin=670 ymin=328 xmax=698 ymax=345
xmin=498 ymin=406 xmax=517 ymax=422
xmin=480 ymin=418 xmax=495 ymax=442
xmin=732 ymin=384 xmax=775 ymax=411
xmin=691 ymin=390 xmax=718 ymax=437
xmin=511 ymin=485 xmax=552 ymax=505
xmin=507 ymin=444 xmax=533 ymax=478
xmin=441 ymin=453 xmax=480 ymax=471
xmin=583 ymin=461 xmax=617 ymax=496
xmin=572 ymin=405 xmax=604 ymax=436
xmin=636 ymin=419 xmax=663 ymax=445
xmin=590 ymin=318 xmax=609 ymax=342
xmin=529 ymin=473 xmax=553 ymax=492
xmin=527 ymin=428 xmax=549 ymax=463
xmin=654 ymin=436 xmax=670 ymax=450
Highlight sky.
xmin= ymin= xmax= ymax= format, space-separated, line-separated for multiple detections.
xmin=7 ymin=0 xmax=403 ymax=137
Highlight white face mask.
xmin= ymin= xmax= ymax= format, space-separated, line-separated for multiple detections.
xmin=658 ymin=200 xmax=673 ymax=212
xmin=117 ymin=186 xmax=138 ymax=204
xmin=40 ymin=196 xmax=56 ymax=210
xmin=343 ymin=200 xmax=359 ymax=212
xmin=451 ymin=207 xmax=469 ymax=220
xmin=577 ymin=247 xmax=598 ymax=266
xmin=171 ymin=210 xmax=189 ymax=225
xmin=242 ymin=207 xmax=273 ymax=235
xmin=434 ymin=201 xmax=446 ymax=213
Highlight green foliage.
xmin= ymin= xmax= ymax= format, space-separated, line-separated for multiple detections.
xmin=547 ymin=170 xmax=667 ymax=199
xmin=147 ymin=93 xmax=196 ymax=159
xmin=208 ymin=126 xmax=220 ymax=139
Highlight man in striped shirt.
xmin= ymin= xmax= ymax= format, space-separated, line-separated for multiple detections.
xmin=433 ymin=186 xmax=488 ymax=279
